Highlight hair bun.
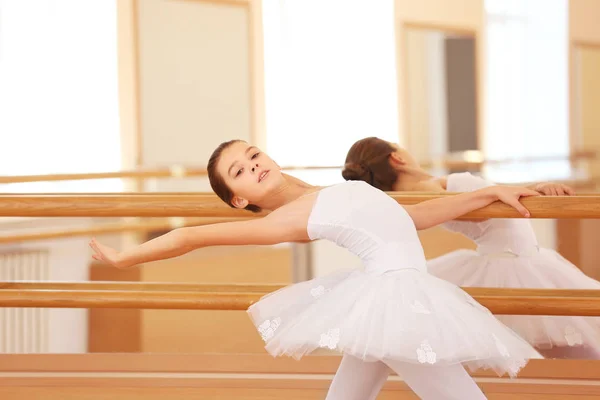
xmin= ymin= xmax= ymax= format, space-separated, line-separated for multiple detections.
xmin=342 ymin=162 xmax=372 ymax=183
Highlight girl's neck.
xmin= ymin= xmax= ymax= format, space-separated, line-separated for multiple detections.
xmin=256 ymin=173 xmax=319 ymax=211
xmin=392 ymin=166 xmax=442 ymax=192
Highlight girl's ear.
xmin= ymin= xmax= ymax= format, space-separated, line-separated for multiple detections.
xmin=389 ymin=152 xmax=407 ymax=169
xmin=231 ymin=196 xmax=249 ymax=209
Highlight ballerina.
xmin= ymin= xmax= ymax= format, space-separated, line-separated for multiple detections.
xmin=90 ymin=139 xmax=542 ymax=399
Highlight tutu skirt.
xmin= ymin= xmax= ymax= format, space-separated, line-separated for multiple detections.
xmin=248 ymin=267 xmax=542 ymax=378
xmin=428 ymin=247 xmax=600 ymax=351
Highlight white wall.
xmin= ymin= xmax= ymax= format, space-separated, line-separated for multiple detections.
xmin=137 ymin=0 xmax=252 ymax=192
xmin=0 ymin=218 xmax=93 ymax=353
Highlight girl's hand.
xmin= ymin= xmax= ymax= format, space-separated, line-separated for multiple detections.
xmin=487 ymin=186 xmax=540 ymax=217
xmin=89 ymin=238 xmax=127 ymax=268
xmin=531 ymin=182 xmax=575 ymax=196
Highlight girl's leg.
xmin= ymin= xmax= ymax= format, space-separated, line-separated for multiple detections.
xmin=387 ymin=361 xmax=487 ymax=400
xmin=325 ymin=354 xmax=391 ymax=400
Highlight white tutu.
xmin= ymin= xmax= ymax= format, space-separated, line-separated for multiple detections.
xmin=248 ymin=267 xmax=542 ymax=378
xmin=428 ymin=247 xmax=600 ymax=351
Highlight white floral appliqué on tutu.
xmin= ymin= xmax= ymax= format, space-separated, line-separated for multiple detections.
xmin=311 ymin=284 xmax=333 ymax=299
xmin=258 ymin=317 xmax=281 ymax=342
xmin=565 ymin=325 xmax=583 ymax=346
xmin=417 ymin=340 xmax=437 ymax=364
xmin=319 ymin=328 xmax=341 ymax=350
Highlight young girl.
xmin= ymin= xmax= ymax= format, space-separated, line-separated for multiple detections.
xmin=90 ymin=140 xmax=542 ymax=400
xmin=343 ymin=136 xmax=600 ymax=360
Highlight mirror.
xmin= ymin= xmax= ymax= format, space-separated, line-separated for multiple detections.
xmin=404 ymin=27 xmax=478 ymax=173
xmin=574 ymin=45 xmax=600 ymax=179
xmin=560 ymin=44 xmax=600 ymax=285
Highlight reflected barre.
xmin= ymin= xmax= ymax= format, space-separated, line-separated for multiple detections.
xmin=0 ymin=281 xmax=278 ymax=292
xmin=0 ymin=217 xmax=247 ymax=244
xmin=0 ymin=151 xmax=594 ymax=184
xmin=0 ymin=166 xmax=209 ymax=184
xmin=1 ymin=193 xmax=600 ymax=218
xmin=0 ymin=282 xmax=600 ymax=316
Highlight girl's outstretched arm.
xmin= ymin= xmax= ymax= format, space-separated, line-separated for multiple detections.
xmin=90 ymin=207 xmax=309 ymax=269
xmin=404 ymin=185 xmax=539 ymax=230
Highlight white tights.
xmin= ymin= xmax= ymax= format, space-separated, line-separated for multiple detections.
xmin=325 ymin=354 xmax=487 ymax=400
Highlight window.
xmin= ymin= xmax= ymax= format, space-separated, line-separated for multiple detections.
xmin=0 ymin=0 xmax=122 ymax=192
xmin=262 ymin=0 xmax=399 ymax=184
xmin=484 ymin=0 xmax=570 ymax=182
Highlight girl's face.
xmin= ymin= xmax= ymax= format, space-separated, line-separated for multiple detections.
xmin=216 ymin=141 xmax=284 ymax=208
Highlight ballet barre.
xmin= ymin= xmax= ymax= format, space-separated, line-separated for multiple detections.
xmin=0 ymin=193 xmax=600 ymax=218
xmin=0 ymin=282 xmax=600 ymax=316
xmin=0 ymin=151 xmax=593 ymax=184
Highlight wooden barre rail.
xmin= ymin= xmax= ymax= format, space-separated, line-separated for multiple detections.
xmin=5 ymin=188 xmax=600 ymax=196
xmin=0 ymin=217 xmax=247 ymax=244
xmin=0 ymin=151 xmax=594 ymax=184
xmin=2 ymin=190 xmax=600 ymax=244
xmin=6 ymin=187 xmax=600 ymax=196
xmin=0 ymin=283 xmax=599 ymax=315
xmin=1 ymin=193 xmax=600 ymax=218
xmin=3 ymin=281 xmax=600 ymax=297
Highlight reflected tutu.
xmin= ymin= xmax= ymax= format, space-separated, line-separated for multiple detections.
xmin=428 ymin=247 xmax=600 ymax=351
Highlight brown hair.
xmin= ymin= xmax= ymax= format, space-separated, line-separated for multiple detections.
xmin=342 ymin=137 xmax=398 ymax=191
xmin=207 ymin=139 xmax=262 ymax=213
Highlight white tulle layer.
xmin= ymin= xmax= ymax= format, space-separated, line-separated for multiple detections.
xmin=247 ymin=268 xmax=542 ymax=378
xmin=427 ymin=248 xmax=600 ymax=351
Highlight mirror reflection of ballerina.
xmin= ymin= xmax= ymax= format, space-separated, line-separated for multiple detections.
xmin=343 ymin=136 xmax=600 ymax=360
xmin=90 ymin=140 xmax=542 ymax=400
